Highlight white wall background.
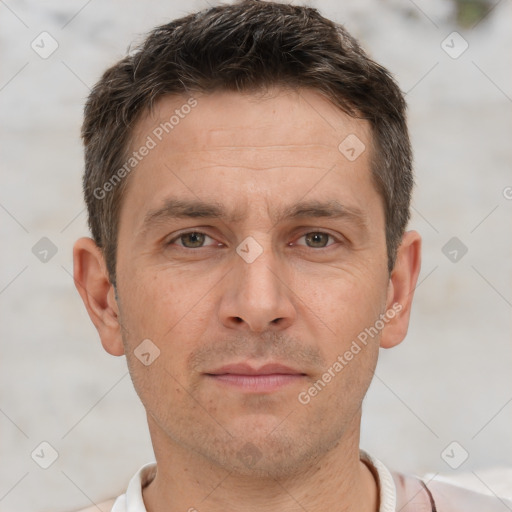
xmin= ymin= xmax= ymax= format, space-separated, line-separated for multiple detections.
xmin=1 ymin=0 xmax=511 ymax=510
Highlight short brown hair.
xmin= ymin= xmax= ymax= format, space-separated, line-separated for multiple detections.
xmin=82 ymin=0 xmax=413 ymax=286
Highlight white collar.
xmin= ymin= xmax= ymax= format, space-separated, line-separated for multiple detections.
xmin=360 ymin=449 xmax=397 ymax=512
xmin=112 ymin=450 xmax=396 ymax=512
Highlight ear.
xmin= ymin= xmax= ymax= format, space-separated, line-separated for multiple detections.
xmin=73 ymin=237 xmax=125 ymax=356
xmin=380 ymin=230 xmax=422 ymax=349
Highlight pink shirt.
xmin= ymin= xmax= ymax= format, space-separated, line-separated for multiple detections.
xmin=76 ymin=450 xmax=512 ymax=511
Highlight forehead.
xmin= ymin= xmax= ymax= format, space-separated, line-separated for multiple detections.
xmin=132 ymin=87 xmax=372 ymax=165
xmin=120 ymin=88 xmax=378 ymax=231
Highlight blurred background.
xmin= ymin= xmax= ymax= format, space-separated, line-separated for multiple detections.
xmin=1 ymin=0 xmax=511 ymax=510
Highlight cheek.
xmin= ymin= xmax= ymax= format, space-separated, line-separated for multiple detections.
xmin=116 ymin=266 xmax=215 ymax=379
xmin=117 ymin=271 xmax=197 ymax=412
xmin=295 ymin=267 xmax=387 ymax=390
xmin=299 ymin=265 xmax=386 ymax=327
xmin=299 ymin=277 xmax=382 ymax=407
xmin=117 ymin=266 xmax=193 ymax=337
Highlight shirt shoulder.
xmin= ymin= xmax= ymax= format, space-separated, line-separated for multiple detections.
xmin=391 ymin=469 xmax=512 ymax=512
xmin=75 ymin=463 xmax=156 ymax=512
xmin=71 ymin=456 xmax=512 ymax=512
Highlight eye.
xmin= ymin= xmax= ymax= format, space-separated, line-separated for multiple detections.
xmin=294 ymin=231 xmax=339 ymax=248
xmin=167 ymin=231 xmax=219 ymax=249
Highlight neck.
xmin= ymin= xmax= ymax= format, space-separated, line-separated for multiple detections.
xmin=143 ymin=412 xmax=378 ymax=512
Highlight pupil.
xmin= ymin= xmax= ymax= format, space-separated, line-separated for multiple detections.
xmin=184 ymin=232 xmax=204 ymax=247
xmin=307 ymin=232 xmax=327 ymax=247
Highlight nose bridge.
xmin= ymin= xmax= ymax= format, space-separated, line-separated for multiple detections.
xmin=220 ymin=233 xmax=296 ymax=332
xmin=241 ymin=242 xmax=278 ymax=290
xmin=236 ymin=233 xmax=283 ymax=300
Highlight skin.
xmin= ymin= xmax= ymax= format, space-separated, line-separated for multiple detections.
xmin=74 ymin=88 xmax=421 ymax=512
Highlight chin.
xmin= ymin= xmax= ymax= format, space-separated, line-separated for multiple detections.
xmin=199 ymin=425 xmax=330 ymax=479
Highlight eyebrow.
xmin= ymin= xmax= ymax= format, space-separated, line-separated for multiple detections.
xmin=139 ymin=197 xmax=367 ymax=236
xmin=278 ymin=200 xmax=367 ymax=227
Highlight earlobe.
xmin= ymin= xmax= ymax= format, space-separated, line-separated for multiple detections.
xmin=380 ymin=230 xmax=422 ymax=349
xmin=73 ymin=237 xmax=125 ymax=356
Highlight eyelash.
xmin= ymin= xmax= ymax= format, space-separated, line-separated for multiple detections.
xmin=166 ymin=230 xmax=342 ymax=249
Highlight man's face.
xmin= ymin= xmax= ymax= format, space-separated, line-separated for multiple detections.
xmin=113 ymin=88 xmax=391 ymax=476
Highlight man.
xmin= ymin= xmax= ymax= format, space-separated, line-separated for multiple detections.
xmin=72 ymin=1 xmax=510 ymax=510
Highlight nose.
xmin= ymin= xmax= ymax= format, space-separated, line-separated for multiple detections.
xmin=218 ymin=242 xmax=297 ymax=333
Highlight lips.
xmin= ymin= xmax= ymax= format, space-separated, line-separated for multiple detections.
xmin=205 ymin=363 xmax=306 ymax=392
xmin=206 ymin=363 xmax=305 ymax=376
